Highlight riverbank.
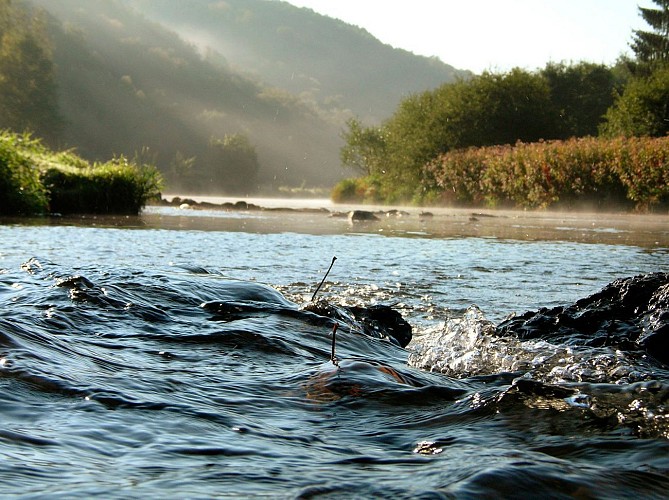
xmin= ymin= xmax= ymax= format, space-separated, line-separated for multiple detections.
xmin=0 ymin=131 xmax=162 ymax=216
xmin=142 ymin=195 xmax=669 ymax=248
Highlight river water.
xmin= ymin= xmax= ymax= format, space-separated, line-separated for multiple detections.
xmin=1 ymin=202 xmax=668 ymax=498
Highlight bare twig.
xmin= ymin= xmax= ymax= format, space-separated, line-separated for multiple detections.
xmin=311 ymin=256 xmax=337 ymax=302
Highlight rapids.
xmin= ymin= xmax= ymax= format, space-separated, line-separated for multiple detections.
xmin=1 ymin=205 xmax=668 ymax=498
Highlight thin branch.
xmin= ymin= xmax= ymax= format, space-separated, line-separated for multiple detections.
xmin=311 ymin=256 xmax=337 ymax=302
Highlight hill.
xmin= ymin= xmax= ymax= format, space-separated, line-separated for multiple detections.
xmin=123 ymin=0 xmax=468 ymax=124
xmin=26 ymin=0 xmax=466 ymax=194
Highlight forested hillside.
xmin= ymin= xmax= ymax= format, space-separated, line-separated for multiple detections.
xmin=25 ymin=0 xmax=334 ymax=192
xmin=123 ymin=0 xmax=466 ymax=124
xmin=14 ymin=0 xmax=464 ymax=194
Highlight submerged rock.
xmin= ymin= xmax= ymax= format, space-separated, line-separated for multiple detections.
xmin=202 ymin=284 xmax=412 ymax=348
xmin=495 ymin=272 xmax=669 ymax=365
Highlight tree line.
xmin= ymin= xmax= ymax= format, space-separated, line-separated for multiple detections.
xmin=337 ymin=0 xmax=669 ymax=209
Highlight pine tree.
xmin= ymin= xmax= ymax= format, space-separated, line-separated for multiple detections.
xmin=631 ymin=0 xmax=669 ymax=68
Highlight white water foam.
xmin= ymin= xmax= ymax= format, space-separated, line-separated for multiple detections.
xmin=408 ymin=306 xmax=650 ymax=385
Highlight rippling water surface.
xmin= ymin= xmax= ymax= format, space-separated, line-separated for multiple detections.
xmin=1 ymin=204 xmax=669 ymax=498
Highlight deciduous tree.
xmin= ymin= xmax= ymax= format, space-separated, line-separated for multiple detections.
xmin=541 ymin=62 xmax=617 ymax=138
xmin=206 ymin=133 xmax=259 ymax=194
xmin=600 ymin=66 xmax=669 ymax=138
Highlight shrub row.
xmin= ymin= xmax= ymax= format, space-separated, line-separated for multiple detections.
xmin=0 ymin=131 xmax=162 ymax=215
xmin=424 ymin=136 xmax=669 ymax=211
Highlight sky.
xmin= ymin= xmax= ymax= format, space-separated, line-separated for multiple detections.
xmin=284 ymin=0 xmax=649 ymax=73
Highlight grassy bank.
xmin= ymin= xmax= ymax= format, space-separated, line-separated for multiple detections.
xmin=0 ymin=131 xmax=162 ymax=215
xmin=333 ymin=136 xmax=669 ymax=212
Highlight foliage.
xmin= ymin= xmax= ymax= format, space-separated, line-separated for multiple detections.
xmin=0 ymin=0 xmax=61 ymax=141
xmin=0 ymin=130 xmax=162 ymax=215
xmin=600 ymin=67 xmax=669 ymax=138
xmin=0 ymin=130 xmax=49 ymax=214
xmin=425 ymin=136 xmax=669 ymax=211
xmin=335 ymin=4 xmax=668 ymax=208
xmin=26 ymin=0 xmax=467 ymax=193
xmin=124 ymin=0 xmax=468 ymax=123
xmin=330 ymin=176 xmax=379 ymax=203
xmin=340 ymin=67 xmax=602 ymax=203
xmin=205 ymin=133 xmax=260 ymax=195
xmin=540 ymin=62 xmax=619 ymax=138
xmin=339 ymin=118 xmax=386 ymax=175
xmin=166 ymin=151 xmax=198 ymax=193
xmin=630 ymin=0 xmax=669 ymax=74
xmin=26 ymin=0 xmax=348 ymax=192
xmin=42 ymin=158 xmax=163 ymax=215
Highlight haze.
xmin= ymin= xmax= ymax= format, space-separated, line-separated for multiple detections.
xmin=286 ymin=0 xmax=647 ymax=73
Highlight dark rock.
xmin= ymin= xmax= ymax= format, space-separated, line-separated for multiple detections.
xmin=202 ymin=282 xmax=412 ymax=348
xmin=495 ymin=272 xmax=669 ymax=365
xmin=301 ymin=301 xmax=412 ymax=347
xmin=348 ymin=210 xmax=380 ymax=221
xmin=347 ymin=304 xmax=412 ymax=347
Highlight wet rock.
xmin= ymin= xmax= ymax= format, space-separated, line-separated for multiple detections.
xmin=495 ymin=272 xmax=669 ymax=365
xmin=348 ymin=210 xmax=380 ymax=222
xmin=384 ymin=209 xmax=409 ymax=217
xmin=203 ymin=283 xmax=412 ymax=348
xmin=347 ymin=304 xmax=413 ymax=348
xmin=301 ymin=301 xmax=412 ymax=347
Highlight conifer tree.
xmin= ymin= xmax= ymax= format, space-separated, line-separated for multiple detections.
xmin=631 ymin=0 xmax=669 ymax=68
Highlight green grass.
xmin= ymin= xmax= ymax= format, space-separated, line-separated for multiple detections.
xmin=0 ymin=131 xmax=50 ymax=215
xmin=0 ymin=130 xmax=163 ymax=215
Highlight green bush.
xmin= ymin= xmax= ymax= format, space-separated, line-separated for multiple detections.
xmin=331 ymin=176 xmax=379 ymax=204
xmin=42 ymin=158 xmax=163 ymax=214
xmin=0 ymin=130 xmax=162 ymax=215
xmin=0 ymin=131 xmax=49 ymax=214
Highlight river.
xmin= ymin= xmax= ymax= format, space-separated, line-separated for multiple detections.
xmin=1 ymin=201 xmax=668 ymax=498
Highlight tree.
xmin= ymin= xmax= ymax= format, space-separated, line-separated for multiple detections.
xmin=339 ymin=118 xmax=386 ymax=176
xmin=461 ymin=69 xmax=555 ymax=147
xmin=541 ymin=62 xmax=617 ymax=138
xmin=167 ymin=151 xmax=198 ymax=193
xmin=376 ymin=69 xmax=555 ymax=200
xmin=630 ymin=0 xmax=669 ymax=73
xmin=206 ymin=133 xmax=259 ymax=194
xmin=600 ymin=66 xmax=669 ymax=137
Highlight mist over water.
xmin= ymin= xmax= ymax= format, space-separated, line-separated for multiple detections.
xmin=1 ymin=205 xmax=668 ymax=497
